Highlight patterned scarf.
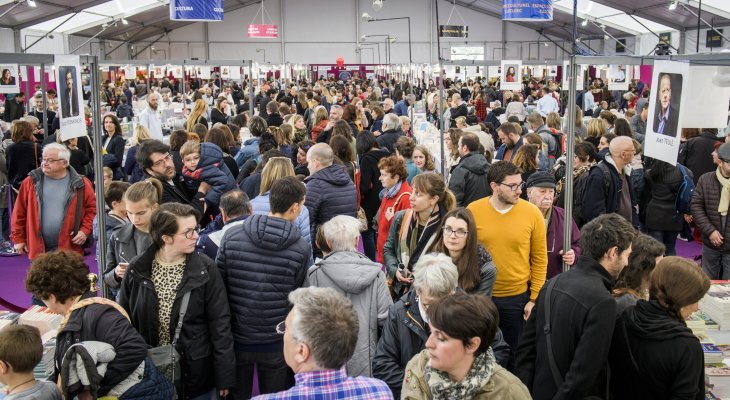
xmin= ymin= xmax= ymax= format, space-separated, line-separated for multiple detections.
xmin=717 ymin=168 xmax=730 ymax=217
xmin=380 ymin=180 xmax=403 ymax=201
xmin=425 ymin=347 xmax=496 ymax=400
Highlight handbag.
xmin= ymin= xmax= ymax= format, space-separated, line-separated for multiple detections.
xmin=148 ymin=291 xmax=190 ymax=396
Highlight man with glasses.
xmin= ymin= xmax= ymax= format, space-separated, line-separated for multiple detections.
xmin=692 ymin=143 xmax=730 ymax=279
xmin=581 ymin=136 xmax=638 ymax=226
xmin=11 ymin=143 xmax=96 ymax=260
xmin=467 ymin=161 xmax=547 ymax=355
xmin=216 ymin=176 xmax=312 ymax=398
xmin=136 ymin=139 xmax=208 ymax=219
xmin=525 ymin=171 xmax=581 ymax=279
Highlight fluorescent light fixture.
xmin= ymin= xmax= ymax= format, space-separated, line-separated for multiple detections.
xmin=27 ymin=0 xmax=37 ymax=7
xmin=668 ymin=0 xmax=677 ymax=10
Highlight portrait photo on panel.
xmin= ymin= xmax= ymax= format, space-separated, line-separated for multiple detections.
xmin=653 ymin=72 xmax=682 ymax=137
xmin=59 ymin=66 xmax=80 ymax=118
xmin=503 ymin=64 xmax=518 ymax=83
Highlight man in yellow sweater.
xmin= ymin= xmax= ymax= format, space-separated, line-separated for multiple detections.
xmin=467 ymin=161 xmax=548 ymax=353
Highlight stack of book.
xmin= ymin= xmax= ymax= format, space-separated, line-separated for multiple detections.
xmin=706 ymin=363 xmax=730 ymax=398
xmin=700 ymin=283 xmax=730 ymax=330
xmin=704 ymin=344 xmax=725 ymax=364
xmin=0 ymin=311 xmax=20 ymax=331
xmin=18 ymin=305 xmax=62 ymax=336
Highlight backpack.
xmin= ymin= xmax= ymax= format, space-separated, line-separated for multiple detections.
xmin=674 ymin=164 xmax=695 ymax=218
xmin=573 ymin=163 xmax=611 ymax=227
xmin=547 ymin=128 xmax=564 ymax=159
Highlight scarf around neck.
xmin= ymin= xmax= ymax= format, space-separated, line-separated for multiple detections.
xmin=425 ymin=347 xmax=496 ymax=400
xmin=717 ymin=168 xmax=730 ymax=216
xmin=381 ymin=180 xmax=404 ymax=200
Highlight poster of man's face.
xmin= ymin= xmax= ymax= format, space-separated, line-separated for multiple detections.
xmin=59 ymin=66 xmax=80 ymax=118
xmin=653 ymin=72 xmax=683 ymax=137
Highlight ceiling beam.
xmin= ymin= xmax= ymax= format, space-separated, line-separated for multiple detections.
xmin=61 ymin=1 xmax=168 ymax=35
xmin=677 ymin=0 xmax=730 ymax=21
xmin=552 ymin=3 xmax=642 ymax=36
xmin=13 ymin=0 xmax=110 ymax=30
xmin=588 ymin=0 xmax=686 ymax=31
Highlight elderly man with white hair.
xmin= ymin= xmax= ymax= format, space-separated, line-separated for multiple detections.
xmin=305 ymin=215 xmax=392 ymax=377
xmin=375 ymin=113 xmax=403 ymax=154
xmin=372 ymin=253 xmax=511 ymax=399
xmin=581 ymin=135 xmax=638 ymax=226
xmin=11 ymin=142 xmax=96 ymax=260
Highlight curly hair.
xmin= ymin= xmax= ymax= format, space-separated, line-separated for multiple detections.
xmin=378 ymin=155 xmax=408 ymax=182
xmin=26 ymin=251 xmax=90 ymax=303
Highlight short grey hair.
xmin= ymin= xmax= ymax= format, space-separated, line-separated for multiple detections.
xmin=383 ymin=98 xmax=394 ymax=108
xmin=412 ymin=253 xmax=459 ymax=298
xmin=42 ymin=142 xmax=70 ymax=162
xmin=382 ymin=113 xmax=401 ymax=131
xmin=288 ymin=287 xmax=359 ymax=369
xmin=322 ymin=215 xmax=360 ymax=252
xmin=21 ymin=115 xmax=39 ymax=126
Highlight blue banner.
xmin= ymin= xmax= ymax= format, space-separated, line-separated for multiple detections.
xmin=502 ymin=0 xmax=553 ymax=21
xmin=170 ymin=0 xmax=224 ymax=21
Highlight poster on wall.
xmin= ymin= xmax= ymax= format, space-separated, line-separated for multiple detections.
xmin=54 ymin=55 xmax=86 ymax=141
xmin=681 ymin=66 xmax=730 ymax=129
xmin=221 ymin=66 xmax=231 ymax=79
xmin=644 ymin=60 xmax=689 ymax=165
xmin=547 ymin=65 xmax=558 ymax=76
xmin=170 ymin=66 xmax=183 ymax=79
xmin=0 ymin=64 xmax=19 ymax=94
xmin=608 ymin=64 xmax=629 ymax=90
xmin=562 ymin=61 xmax=584 ymax=89
xmin=500 ymin=60 xmax=522 ymax=91
xmin=152 ymin=65 xmax=164 ymax=78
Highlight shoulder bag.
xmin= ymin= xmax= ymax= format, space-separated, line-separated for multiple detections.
xmin=148 ymin=290 xmax=190 ymax=395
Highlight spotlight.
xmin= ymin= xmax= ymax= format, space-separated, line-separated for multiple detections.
xmin=26 ymin=0 xmax=36 ymax=6
xmin=361 ymin=34 xmax=368 ymax=41
xmin=581 ymin=19 xmax=588 ymax=26
xmin=362 ymin=12 xmax=374 ymax=22
xmin=372 ymin=0 xmax=383 ymax=11
xmin=668 ymin=0 xmax=677 ymax=10
xmin=122 ymin=18 xmax=128 ymax=25
xmin=544 ymin=42 xmax=549 ymax=47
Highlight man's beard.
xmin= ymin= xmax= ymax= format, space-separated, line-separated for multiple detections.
xmin=506 ymin=138 xmax=516 ymax=149
xmin=497 ymin=190 xmax=518 ymax=205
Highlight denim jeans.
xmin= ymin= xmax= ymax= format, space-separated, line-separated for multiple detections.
xmin=230 ymin=351 xmax=291 ymax=399
xmin=702 ymin=244 xmax=730 ymax=280
xmin=647 ymin=229 xmax=678 ymax=256
xmin=492 ymin=291 xmax=530 ymax=369
xmin=361 ymin=227 xmax=377 ymax=262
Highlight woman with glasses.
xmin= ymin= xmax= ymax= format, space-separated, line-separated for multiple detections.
xmin=428 ymin=208 xmax=496 ymax=297
xmin=118 ymin=203 xmax=235 ymax=400
xmin=383 ymin=173 xmax=456 ymax=299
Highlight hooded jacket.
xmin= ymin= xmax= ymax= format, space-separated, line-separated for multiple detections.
xmin=182 ymin=142 xmax=236 ymax=206
xmin=372 ymin=290 xmax=511 ymax=399
xmin=609 ymin=300 xmax=704 ymax=400
xmin=10 ymin=166 xmax=96 ymax=259
xmin=215 ymin=214 xmax=310 ymax=349
xmin=118 ymin=246 xmax=236 ymax=399
xmin=448 ymin=152 xmax=491 ymax=207
xmin=305 ymin=164 xmax=358 ymax=245
xmin=305 ymin=251 xmax=393 ymax=377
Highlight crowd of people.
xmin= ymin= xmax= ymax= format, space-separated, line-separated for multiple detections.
xmin=0 ymin=71 xmax=725 ymax=400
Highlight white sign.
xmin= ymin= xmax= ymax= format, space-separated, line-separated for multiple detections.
xmin=682 ymin=66 xmax=730 ymax=129
xmin=548 ymin=65 xmax=558 ymax=76
xmin=221 ymin=66 xmax=231 ymax=79
xmin=198 ymin=66 xmax=211 ymax=79
xmin=563 ymin=61 xmax=585 ymax=89
xmin=229 ymin=66 xmax=241 ymax=80
xmin=487 ymin=65 xmax=501 ymax=79
xmin=644 ymin=60 xmax=689 ymax=165
xmin=55 ymin=55 xmax=86 ymax=141
xmin=170 ymin=65 xmax=183 ymax=79
xmin=608 ymin=64 xmax=628 ymax=90
xmin=500 ymin=60 xmax=522 ymax=91
xmin=0 ymin=64 xmax=20 ymax=94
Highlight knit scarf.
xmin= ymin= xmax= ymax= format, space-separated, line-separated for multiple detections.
xmin=717 ymin=168 xmax=730 ymax=216
xmin=425 ymin=347 xmax=496 ymax=400
xmin=381 ymin=180 xmax=403 ymax=200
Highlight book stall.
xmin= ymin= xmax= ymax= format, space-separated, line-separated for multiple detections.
xmin=695 ymin=282 xmax=730 ymax=398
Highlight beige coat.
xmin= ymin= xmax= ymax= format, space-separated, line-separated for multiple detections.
xmin=401 ymin=350 xmax=532 ymax=400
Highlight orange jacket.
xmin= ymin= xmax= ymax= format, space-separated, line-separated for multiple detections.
xmin=11 ymin=167 xmax=96 ymax=259
xmin=376 ymin=181 xmax=412 ymax=264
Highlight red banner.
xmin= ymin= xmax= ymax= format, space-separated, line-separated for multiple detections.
xmin=247 ymin=24 xmax=278 ymax=38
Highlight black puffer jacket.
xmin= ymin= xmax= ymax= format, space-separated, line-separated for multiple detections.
xmin=359 ymin=149 xmax=390 ymax=227
xmin=215 ymin=214 xmax=310 ymax=347
xmin=448 ymin=152 xmax=491 ymax=207
xmin=304 ymin=164 xmax=358 ymax=243
xmin=54 ymin=292 xmax=148 ymax=397
xmin=118 ymin=246 xmax=236 ymax=399
xmin=372 ymin=289 xmax=511 ymax=399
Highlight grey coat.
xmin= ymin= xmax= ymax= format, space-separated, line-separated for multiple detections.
xmin=103 ymin=223 xmax=152 ymax=290
xmin=305 ymin=251 xmax=393 ymax=377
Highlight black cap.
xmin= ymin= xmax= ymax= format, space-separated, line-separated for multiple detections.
xmin=526 ymin=171 xmax=556 ymax=189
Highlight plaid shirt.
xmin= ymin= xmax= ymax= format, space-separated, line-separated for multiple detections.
xmin=253 ymin=367 xmax=393 ymax=400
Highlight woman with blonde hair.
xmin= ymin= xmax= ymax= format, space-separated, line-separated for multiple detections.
xmin=585 ymin=117 xmax=606 ymax=148
xmin=248 ymin=157 xmax=311 ymax=246
xmin=186 ymin=99 xmax=208 ymax=132
xmin=289 ymin=114 xmax=307 ymax=144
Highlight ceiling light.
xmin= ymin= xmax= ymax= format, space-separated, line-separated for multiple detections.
xmin=122 ymin=18 xmax=128 ymax=25
xmin=372 ymin=0 xmax=383 ymax=11
xmin=668 ymin=0 xmax=677 ymax=10
xmin=581 ymin=19 xmax=588 ymax=26
xmin=544 ymin=42 xmax=549 ymax=47
xmin=361 ymin=34 xmax=368 ymax=41
xmin=362 ymin=12 xmax=374 ymax=22
xmin=26 ymin=0 xmax=36 ymax=6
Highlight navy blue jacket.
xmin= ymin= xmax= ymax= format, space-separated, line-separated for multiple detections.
xmin=215 ymin=214 xmax=310 ymax=349
xmin=394 ymin=100 xmax=409 ymax=116
xmin=304 ymin=164 xmax=358 ymax=244
xmin=183 ymin=142 xmax=236 ymax=206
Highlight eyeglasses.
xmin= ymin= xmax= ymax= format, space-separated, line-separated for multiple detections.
xmin=41 ymin=158 xmax=65 ymax=164
xmin=174 ymin=228 xmax=199 ymax=240
xmin=442 ymin=226 xmax=468 ymax=238
xmin=152 ymin=153 xmax=172 ymax=167
xmin=498 ymin=181 xmax=524 ymax=192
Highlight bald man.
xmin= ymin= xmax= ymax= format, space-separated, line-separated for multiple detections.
xmin=580 ymin=136 xmax=637 ymax=226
